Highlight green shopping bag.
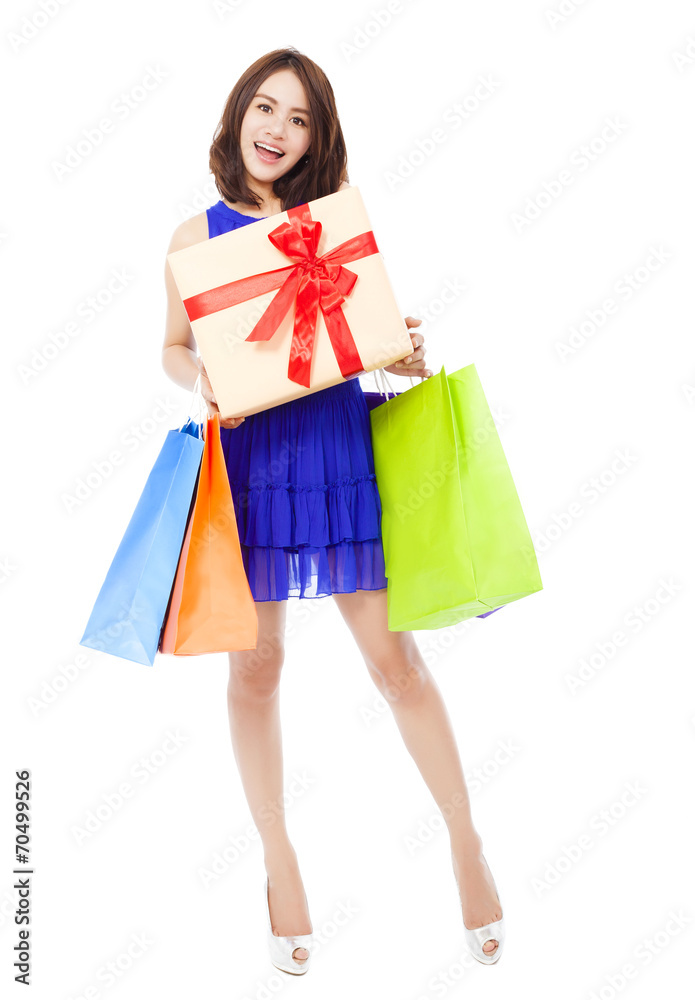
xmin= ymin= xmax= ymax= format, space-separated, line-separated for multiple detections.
xmin=369 ymin=364 xmax=542 ymax=630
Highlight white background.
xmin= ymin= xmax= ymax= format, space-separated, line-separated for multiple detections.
xmin=3 ymin=0 xmax=694 ymax=997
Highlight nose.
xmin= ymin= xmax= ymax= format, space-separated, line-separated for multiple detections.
xmin=265 ymin=117 xmax=285 ymax=139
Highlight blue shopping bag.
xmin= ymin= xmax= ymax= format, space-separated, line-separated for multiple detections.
xmin=79 ymin=416 xmax=205 ymax=666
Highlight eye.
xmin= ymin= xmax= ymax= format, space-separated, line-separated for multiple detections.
xmin=291 ymin=116 xmax=307 ymax=127
xmin=257 ymin=104 xmax=272 ymax=113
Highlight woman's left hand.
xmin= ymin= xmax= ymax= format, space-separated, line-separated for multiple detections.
xmin=382 ymin=316 xmax=432 ymax=379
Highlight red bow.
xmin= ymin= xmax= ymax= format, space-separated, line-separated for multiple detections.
xmin=183 ymin=203 xmax=380 ymax=387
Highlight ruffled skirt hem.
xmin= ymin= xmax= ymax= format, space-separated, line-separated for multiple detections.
xmin=241 ymin=538 xmax=387 ymax=602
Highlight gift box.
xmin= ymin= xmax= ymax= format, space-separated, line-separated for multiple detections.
xmin=167 ymin=186 xmax=414 ymax=418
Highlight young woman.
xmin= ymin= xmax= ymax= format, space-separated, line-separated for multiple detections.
xmin=162 ymin=47 xmax=504 ymax=974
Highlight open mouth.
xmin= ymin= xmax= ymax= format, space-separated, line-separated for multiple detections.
xmin=254 ymin=142 xmax=285 ymax=162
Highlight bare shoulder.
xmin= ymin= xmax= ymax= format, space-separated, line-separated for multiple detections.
xmin=166 ymin=211 xmax=208 ymax=254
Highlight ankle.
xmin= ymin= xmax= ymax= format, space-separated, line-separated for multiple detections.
xmin=450 ymin=829 xmax=483 ymax=861
xmin=264 ymin=841 xmax=299 ymax=873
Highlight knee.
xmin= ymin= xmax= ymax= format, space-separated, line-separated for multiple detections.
xmin=228 ymin=636 xmax=285 ymax=702
xmin=369 ymin=655 xmax=428 ymax=705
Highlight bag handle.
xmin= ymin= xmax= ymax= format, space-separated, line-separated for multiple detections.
xmin=185 ymin=371 xmax=208 ymax=438
xmin=371 ymin=367 xmax=417 ymax=400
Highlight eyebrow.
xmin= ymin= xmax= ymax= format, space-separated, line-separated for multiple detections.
xmin=254 ymin=93 xmax=310 ymax=116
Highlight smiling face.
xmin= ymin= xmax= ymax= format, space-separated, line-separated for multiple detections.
xmin=239 ymin=68 xmax=312 ymax=189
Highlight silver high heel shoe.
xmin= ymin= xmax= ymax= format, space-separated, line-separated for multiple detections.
xmin=263 ymin=877 xmax=314 ymax=975
xmin=461 ymin=854 xmax=505 ymax=965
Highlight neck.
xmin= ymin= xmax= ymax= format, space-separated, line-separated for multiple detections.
xmin=246 ymin=177 xmax=280 ymax=215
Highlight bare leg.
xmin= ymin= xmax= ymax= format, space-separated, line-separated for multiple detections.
xmin=332 ymin=587 xmax=502 ymax=956
xmin=227 ymin=598 xmax=312 ymax=965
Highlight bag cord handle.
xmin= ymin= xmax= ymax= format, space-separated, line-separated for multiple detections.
xmin=371 ymin=367 xmax=417 ymax=400
xmin=186 ymin=371 xmax=208 ymax=437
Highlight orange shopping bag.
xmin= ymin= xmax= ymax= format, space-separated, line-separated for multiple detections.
xmin=159 ymin=412 xmax=258 ymax=654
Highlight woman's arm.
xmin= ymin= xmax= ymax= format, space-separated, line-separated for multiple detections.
xmin=162 ymin=214 xmax=207 ymax=392
xmin=162 ymin=214 xmax=246 ymax=428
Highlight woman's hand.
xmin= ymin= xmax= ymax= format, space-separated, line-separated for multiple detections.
xmin=195 ymin=356 xmax=246 ymax=430
xmin=382 ymin=316 xmax=432 ymax=379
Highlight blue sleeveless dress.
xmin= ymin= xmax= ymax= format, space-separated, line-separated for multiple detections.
xmin=207 ymin=199 xmax=389 ymax=602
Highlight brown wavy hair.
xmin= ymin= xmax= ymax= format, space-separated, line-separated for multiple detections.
xmin=209 ymin=47 xmax=348 ymax=213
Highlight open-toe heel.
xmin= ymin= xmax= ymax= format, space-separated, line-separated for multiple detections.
xmin=461 ymin=854 xmax=505 ymax=966
xmin=263 ymin=877 xmax=314 ymax=975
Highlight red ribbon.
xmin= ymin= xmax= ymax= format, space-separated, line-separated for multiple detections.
xmin=183 ymin=203 xmax=380 ymax=387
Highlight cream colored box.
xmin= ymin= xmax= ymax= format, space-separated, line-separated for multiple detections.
xmin=167 ymin=186 xmax=413 ymax=418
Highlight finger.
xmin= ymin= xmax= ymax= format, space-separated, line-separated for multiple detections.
xmin=396 ymin=347 xmax=425 ymax=367
xmin=406 ymin=357 xmax=431 ymax=376
xmin=404 ymin=315 xmax=423 ymax=327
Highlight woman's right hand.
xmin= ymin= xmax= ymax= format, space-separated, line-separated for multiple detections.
xmin=195 ymin=356 xmax=246 ymax=430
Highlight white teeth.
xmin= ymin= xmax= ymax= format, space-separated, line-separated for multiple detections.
xmin=255 ymin=142 xmax=283 ymax=155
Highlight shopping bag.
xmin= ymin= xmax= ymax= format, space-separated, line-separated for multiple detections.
xmin=79 ymin=416 xmax=205 ymax=665
xmin=364 ymin=375 xmax=503 ymax=621
xmin=369 ymin=364 xmax=543 ymax=630
xmin=159 ymin=412 xmax=258 ymax=654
